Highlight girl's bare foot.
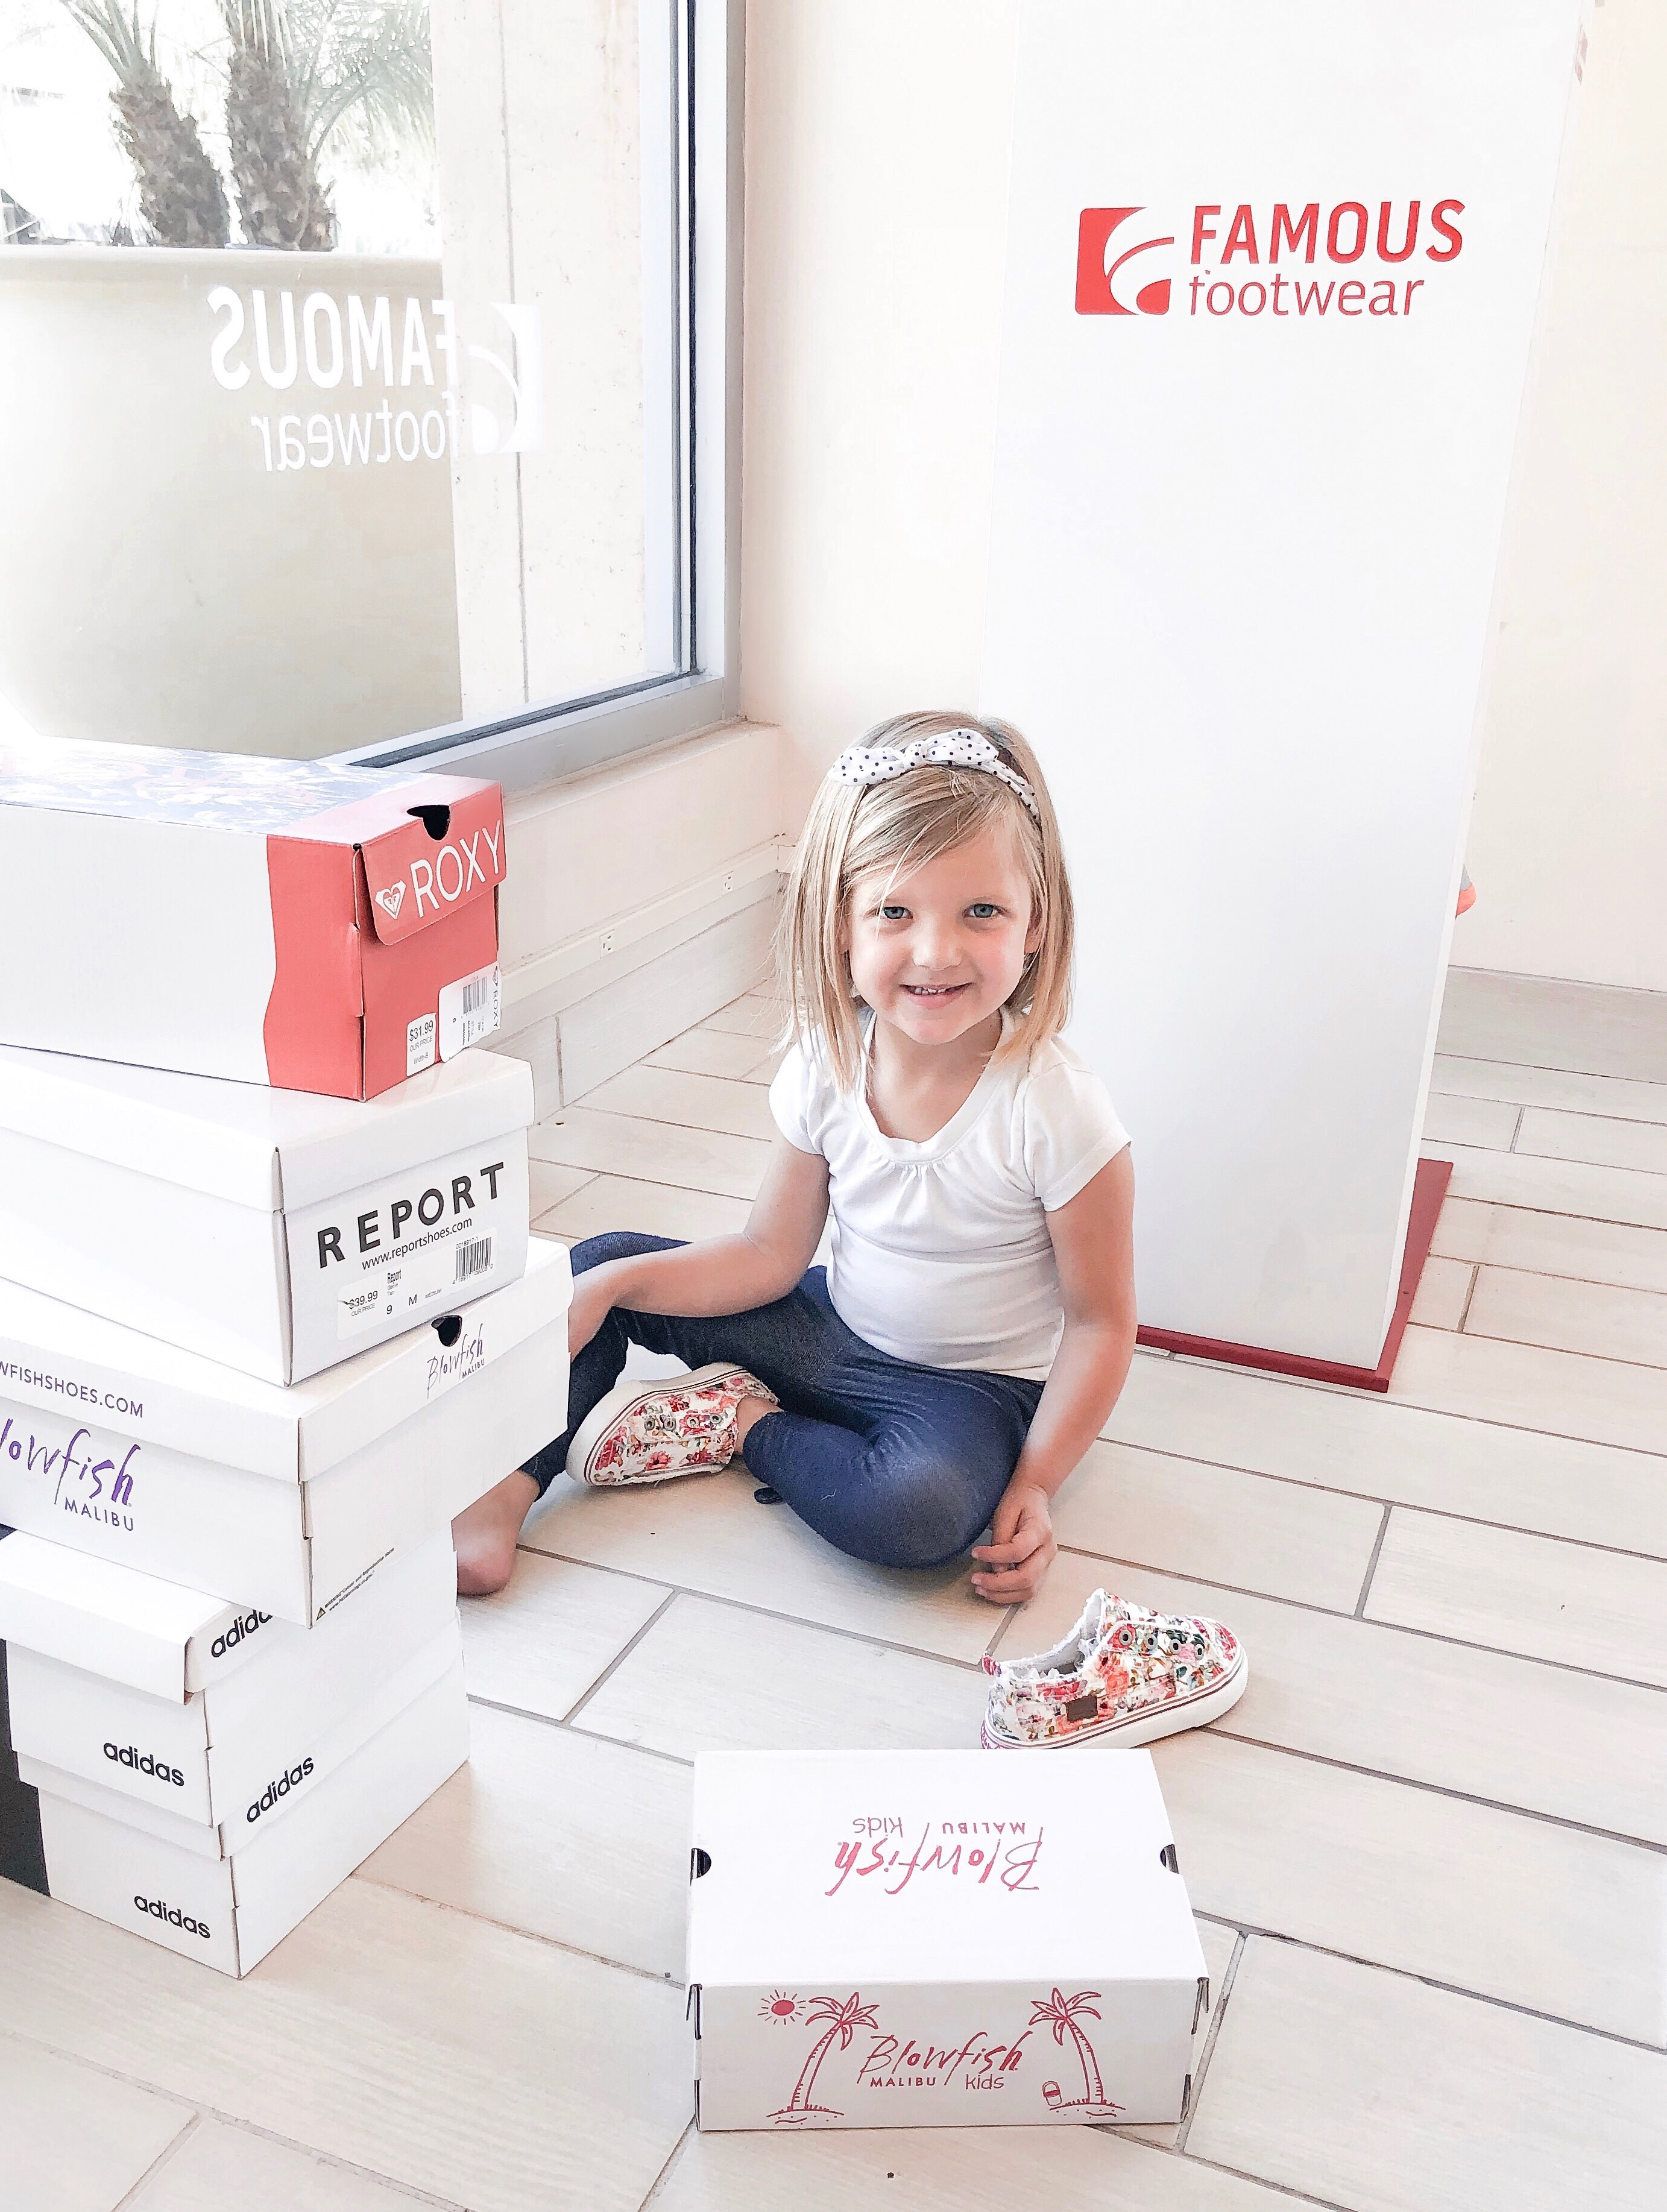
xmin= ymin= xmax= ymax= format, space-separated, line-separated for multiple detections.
xmin=452 ymin=1469 xmax=540 ymax=1596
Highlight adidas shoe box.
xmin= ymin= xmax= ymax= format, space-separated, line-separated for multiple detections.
xmin=0 ymin=738 xmax=506 ymax=1100
xmin=2 ymin=1652 xmax=470 ymax=1976
xmin=0 ymin=1238 xmax=572 ymax=1623
xmin=687 ymin=1748 xmax=1210 ymax=2132
xmin=0 ymin=1527 xmax=458 ymax=1837
xmin=0 ymin=1041 xmax=534 ymax=1384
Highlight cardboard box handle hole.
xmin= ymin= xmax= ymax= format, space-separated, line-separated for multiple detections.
xmin=408 ymin=804 xmax=452 ymax=841
xmin=433 ymin=1314 xmax=464 ymax=1346
xmin=690 ymin=1847 xmax=711 ymax=1879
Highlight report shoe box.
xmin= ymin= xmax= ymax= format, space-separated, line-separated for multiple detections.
xmin=0 ymin=738 xmax=506 ymax=1099
xmin=687 ymin=1749 xmax=1209 ymax=2132
xmin=1 ymin=1530 xmax=458 ymax=1832
xmin=4 ymin=1654 xmax=470 ymax=1976
xmin=0 ymin=1042 xmax=534 ymax=1382
xmin=0 ymin=1239 xmax=572 ymax=1622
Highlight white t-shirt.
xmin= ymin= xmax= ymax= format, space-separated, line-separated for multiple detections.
xmin=769 ymin=1019 xmax=1130 ymax=1379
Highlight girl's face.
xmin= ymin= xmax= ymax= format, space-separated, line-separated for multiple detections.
xmin=845 ymin=822 xmax=1043 ymax=1051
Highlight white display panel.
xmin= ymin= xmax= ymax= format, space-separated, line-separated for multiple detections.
xmin=982 ymin=0 xmax=1584 ymax=1366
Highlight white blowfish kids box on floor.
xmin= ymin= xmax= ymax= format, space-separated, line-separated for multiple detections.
xmin=688 ymin=1748 xmax=1211 ymax=2131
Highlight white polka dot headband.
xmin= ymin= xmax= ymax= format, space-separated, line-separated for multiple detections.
xmin=830 ymin=728 xmax=1040 ymax=817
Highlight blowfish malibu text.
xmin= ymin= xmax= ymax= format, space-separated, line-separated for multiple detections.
xmin=1077 ymin=198 xmax=1466 ymax=320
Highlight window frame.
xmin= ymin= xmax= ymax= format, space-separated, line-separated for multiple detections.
xmin=324 ymin=0 xmax=743 ymax=797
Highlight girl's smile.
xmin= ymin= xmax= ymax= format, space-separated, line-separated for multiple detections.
xmin=846 ymin=825 xmax=1043 ymax=1054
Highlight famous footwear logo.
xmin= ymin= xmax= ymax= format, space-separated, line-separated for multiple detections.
xmin=1076 ymin=198 xmax=1464 ymax=320
xmin=0 ymin=1416 xmax=138 ymax=1532
xmin=207 ymin=287 xmax=544 ymax=473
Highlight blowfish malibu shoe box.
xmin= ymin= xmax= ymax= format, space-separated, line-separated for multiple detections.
xmin=0 ymin=1042 xmax=534 ymax=1383
xmin=0 ymin=1239 xmax=572 ymax=1622
xmin=687 ymin=1748 xmax=1209 ymax=2132
xmin=2 ymin=1651 xmax=470 ymax=1976
xmin=0 ymin=1528 xmax=458 ymax=1836
xmin=0 ymin=737 xmax=506 ymax=1100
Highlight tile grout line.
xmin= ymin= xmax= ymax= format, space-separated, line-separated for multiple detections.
xmin=2 ymin=2030 xmax=479 ymax=2212
xmin=513 ymin=1537 xmax=1001 ymax=1674
xmin=1087 ymin=1432 xmax=1667 ymax=1563
xmin=559 ymin=1587 xmax=683 ymax=1725
xmin=348 ymin=1873 xmax=685 ymax=1989
xmin=1510 ymin=1102 xmax=1526 ymax=1153
xmin=1212 ymin=1726 xmax=1667 ymax=1856
xmin=1192 ymin=1917 xmax=1667 ymax=2059
xmin=1456 ymin=1259 xmax=1482 ymax=1332
xmin=1050 ymin=1541 xmax=1667 ymax=1699
xmin=635 ymin=2117 xmax=698 ymax=2209
xmin=1171 ymin=1926 xmax=1246 ymax=2152
xmin=107 ymin=2108 xmax=203 ymax=2212
xmin=1353 ymin=1502 xmax=1393 ymax=1618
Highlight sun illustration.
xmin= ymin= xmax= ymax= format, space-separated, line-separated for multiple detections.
xmin=759 ymin=1990 xmax=805 ymax=2026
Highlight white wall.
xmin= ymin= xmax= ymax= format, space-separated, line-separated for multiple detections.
xmin=1457 ymin=0 xmax=1667 ymax=992
xmin=739 ymin=0 xmax=1018 ymax=820
xmin=740 ymin=0 xmax=1665 ymax=997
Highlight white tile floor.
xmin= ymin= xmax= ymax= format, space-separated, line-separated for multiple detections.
xmin=5 ymin=968 xmax=1667 ymax=2211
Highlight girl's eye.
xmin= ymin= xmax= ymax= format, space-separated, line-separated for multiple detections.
xmin=968 ymin=903 xmax=1000 ymax=920
xmin=878 ymin=904 xmax=909 ymax=921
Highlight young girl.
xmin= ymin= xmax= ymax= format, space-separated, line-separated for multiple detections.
xmin=455 ymin=714 xmax=1243 ymax=1746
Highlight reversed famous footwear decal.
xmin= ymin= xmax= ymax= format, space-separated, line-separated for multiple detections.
xmin=566 ymin=1364 xmax=780 ymax=1489
xmin=980 ymin=1589 xmax=1247 ymax=1750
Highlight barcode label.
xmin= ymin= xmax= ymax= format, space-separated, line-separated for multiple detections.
xmin=453 ymin=1235 xmax=494 ymax=1284
xmin=438 ymin=962 xmax=502 ymax=1061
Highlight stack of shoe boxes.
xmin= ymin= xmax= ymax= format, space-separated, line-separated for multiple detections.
xmin=0 ymin=746 xmax=571 ymax=1974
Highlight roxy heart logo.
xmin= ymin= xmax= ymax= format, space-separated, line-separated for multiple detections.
xmin=376 ymin=882 xmax=406 ymax=921
xmin=1075 ymin=207 xmax=1174 ymax=315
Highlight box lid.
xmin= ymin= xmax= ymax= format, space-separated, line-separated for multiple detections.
xmin=0 ymin=735 xmax=406 ymax=832
xmin=0 ymin=1235 xmax=572 ymax=1484
xmin=0 ymin=1042 xmax=533 ymax=1211
xmin=0 ymin=1525 xmax=234 ymax=1701
xmin=688 ymin=1750 xmax=1205 ymax=1988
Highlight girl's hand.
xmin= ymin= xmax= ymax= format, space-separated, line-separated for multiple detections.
xmin=969 ymin=1481 xmax=1057 ymax=1605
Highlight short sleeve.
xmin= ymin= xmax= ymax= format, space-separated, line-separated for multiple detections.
xmin=768 ymin=1040 xmax=825 ymax=1156
xmin=1021 ymin=1054 xmax=1131 ymax=1213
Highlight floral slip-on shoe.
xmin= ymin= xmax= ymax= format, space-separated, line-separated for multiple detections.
xmin=980 ymin=1588 xmax=1248 ymax=1750
xmin=565 ymin=1364 xmax=780 ymax=1488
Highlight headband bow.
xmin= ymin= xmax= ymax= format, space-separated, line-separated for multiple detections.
xmin=829 ymin=728 xmax=1040 ymax=817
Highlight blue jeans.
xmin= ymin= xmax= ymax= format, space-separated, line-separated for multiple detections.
xmin=526 ymin=1232 xmax=1043 ymax=1571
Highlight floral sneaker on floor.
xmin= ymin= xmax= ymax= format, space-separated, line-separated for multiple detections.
xmin=980 ymin=1589 xmax=1248 ymax=1750
xmin=566 ymin=1365 xmax=779 ymax=1489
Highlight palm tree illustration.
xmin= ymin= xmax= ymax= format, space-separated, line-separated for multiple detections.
xmin=1029 ymin=1987 xmax=1122 ymax=2115
xmin=770 ymin=1991 xmax=879 ymax=2123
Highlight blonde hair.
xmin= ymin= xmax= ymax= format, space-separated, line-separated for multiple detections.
xmin=778 ymin=711 xmax=1075 ymax=1091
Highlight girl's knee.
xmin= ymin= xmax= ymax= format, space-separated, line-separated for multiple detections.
xmin=569 ymin=1229 xmax=682 ymax=1276
xmin=864 ymin=1449 xmax=997 ymax=1571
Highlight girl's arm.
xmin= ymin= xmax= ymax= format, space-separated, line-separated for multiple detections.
xmin=567 ymin=1134 xmax=831 ymax=1353
xmin=970 ymin=1146 xmax=1137 ymax=1604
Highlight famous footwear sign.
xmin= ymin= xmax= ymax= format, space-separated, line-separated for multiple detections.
xmin=206 ymin=288 xmax=543 ymax=472
xmin=1076 ymin=198 xmax=1466 ymax=320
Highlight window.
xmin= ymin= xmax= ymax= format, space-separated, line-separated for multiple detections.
xmin=0 ymin=0 xmax=736 ymax=790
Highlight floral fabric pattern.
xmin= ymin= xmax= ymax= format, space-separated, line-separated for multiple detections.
xmin=579 ymin=1367 xmax=778 ymax=1488
xmin=981 ymin=1588 xmax=1244 ymax=1748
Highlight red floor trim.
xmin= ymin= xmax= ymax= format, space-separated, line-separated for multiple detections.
xmin=1134 ymin=1156 xmax=1454 ymax=1394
